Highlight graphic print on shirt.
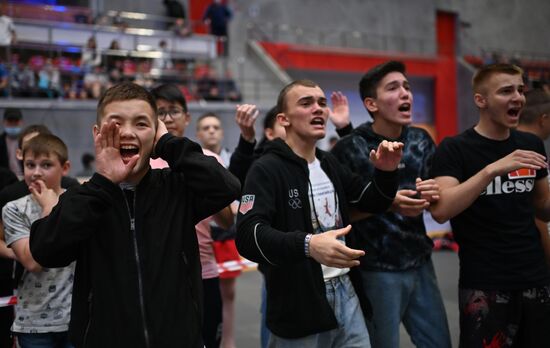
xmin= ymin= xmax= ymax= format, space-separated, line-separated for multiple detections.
xmin=481 ymin=168 xmax=536 ymax=196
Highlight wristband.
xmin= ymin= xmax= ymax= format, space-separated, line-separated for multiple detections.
xmin=304 ymin=234 xmax=313 ymax=258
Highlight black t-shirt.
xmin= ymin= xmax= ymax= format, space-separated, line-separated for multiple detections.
xmin=431 ymin=128 xmax=550 ymax=290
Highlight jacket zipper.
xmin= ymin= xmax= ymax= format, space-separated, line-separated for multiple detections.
xmin=83 ymin=292 xmax=93 ymax=348
xmin=124 ymin=190 xmax=151 ymax=348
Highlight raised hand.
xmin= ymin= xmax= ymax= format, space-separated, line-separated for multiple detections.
xmin=29 ymin=180 xmax=61 ymax=217
xmin=415 ymin=177 xmax=440 ymax=203
xmin=235 ymin=104 xmax=259 ymax=143
xmin=391 ymin=189 xmax=429 ymax=217
xmin=328 ymin=91 xmax=351 ymax=129
xmin=309 ymin=225 xmax=365 ymax=268
xmin=94 ymin=121 xmax=139 ymax=184
xmin=369 ymin=140 xmax=404 ymax=171
xmin=487 ymin=149 xmax=547 ymax=177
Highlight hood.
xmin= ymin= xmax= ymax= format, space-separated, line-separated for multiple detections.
xmin=262 ymin=138 xmax=329 ymax=170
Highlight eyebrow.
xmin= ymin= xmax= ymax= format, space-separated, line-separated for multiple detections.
xmin=297 ymin=96 xmax=327 ymax=104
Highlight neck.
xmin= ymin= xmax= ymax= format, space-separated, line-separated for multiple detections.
xmin=475 ymin=113 xmax=510 ymax=140
xmin=205 ymin=144 xmax=221 ymax=155
xmin=371 ymin=118 xmax=403 ymax=139
xmin=285 ymin=134 xmax=317 ymax=163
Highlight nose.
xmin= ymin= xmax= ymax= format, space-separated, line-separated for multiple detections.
xmin=32 ymin=166 xmax=43 ymax=178
xmin=119 ymin=124 xmax=135 ymax=138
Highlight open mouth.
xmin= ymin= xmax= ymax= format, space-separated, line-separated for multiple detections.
xmin=120 ymin=145 xmax=139 ymax=161
xmin=310 ymin=117 xmax=325 ymax=126
xmin=507 ymin=107 xmax=521 ymax=117
xmin=398 ymin=103 xmax=411 ymax=112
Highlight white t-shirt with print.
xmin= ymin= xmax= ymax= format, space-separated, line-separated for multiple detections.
xmin=308 ymin=158 xmax=349 ymax=281
xmin=3 ymin=194 xmax=75 ymax=333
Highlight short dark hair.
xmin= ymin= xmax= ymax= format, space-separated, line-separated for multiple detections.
xmin=359 ymin=61 xmax=406 ymax=102
xmin=22 ymin=133 xmax=68 ymax=165
xmin=262 ymin=106 xmax=279 ymax=130
xmin=520 ymin=89 xmax=550 ymax=125
xmin=276 ymin=79 xmax=319 ymax=113
xmin=151 ymin=83 xmax=188 ymax=112
xmin=18 ymin=124 xmax=52 ymax=150
xmin=196 ymin=112 xmax=221 ymax=130
xmin=97 ymin=82 xmax=157 ymax=125
xmin=81 ymin=152 xmax=95 ymax=167
xmin=472 ymin=63 xmax=523 ymax=94
xmin=3 ymin=108 xmax=22 ymax=121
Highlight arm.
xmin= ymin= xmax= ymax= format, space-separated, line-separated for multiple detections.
xmin=228 ymin=104 xmax=259 ymax=185
xmin=0 ymin=222 xmax=15 ymax=259
xmin=533 ymin=178 xmax=550 ymax=222
xmin=535 ymin=218 xmax=550 ymax=267
xmin=342 ymin=140 xmax=402 ymax=213
xmin=3 ymin=202 xmax=43 ymax=272
xmin=10 ymin=238 xmax=41 ymax=272
xmin=155 ymin=123 xmax=241 ymax=223
xmin=431 ymin=149 xmax=547 ymax=223
xmin=212 ymin=205 xmax=234 ymax=230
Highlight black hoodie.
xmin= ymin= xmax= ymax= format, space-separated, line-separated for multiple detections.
xmin=236 ymin=138 xmax=398 ymax=338
xmin=30 ymin=134 xmax=241 ymax=348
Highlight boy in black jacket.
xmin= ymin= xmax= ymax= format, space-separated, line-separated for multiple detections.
xmin=236 ymin=79 xmax=402 ymax=347
xmin=29 ymin=82 xmax=240 ymax=348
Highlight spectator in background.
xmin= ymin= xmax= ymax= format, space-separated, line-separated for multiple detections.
xmin=152 ymin=40 xmax=173 ymax=71
xmin=164 ymin=0 xmax=189 ymax=33
xmin=0 ymin=8 xmax=16 ymax=63
xmin=83 ymin=65 xmax=108 ymax=99
xmin=170 ymin=17 xmax=192 ymax=37
xmin=0 ymin=108 xmax=23 ymax=176
xmin=80 ymin=36 xmax=101 ymax=74
xmin=203 ymin=0 xmax=232 ymax=56
xmin=517 ymin=89 xmax=550 ymax=267
xmin=77 ymin=152 xmax=95 ymax=177
xmin=11 ymin=61 xmax=36 ymax=97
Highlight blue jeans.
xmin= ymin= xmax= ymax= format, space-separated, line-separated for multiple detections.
xmin=361 ymin=259 xmax=451 ymax=348
xmin=268 ymin=274 xmax=370 ymax=348
xmin=17 ymin=332 xmax=73 ymax=348
xmin=260 ymin=277 xmax=270 ymax=348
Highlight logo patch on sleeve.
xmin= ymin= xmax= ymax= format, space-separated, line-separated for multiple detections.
xmin=239 ymin=195 xmax=256 ymax=215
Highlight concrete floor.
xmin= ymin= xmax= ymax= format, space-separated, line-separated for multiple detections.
xmin=234 ymin=251 xmax=460 ymax=348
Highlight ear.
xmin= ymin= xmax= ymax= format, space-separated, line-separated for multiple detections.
xmin=264 ymin=128 xmax=274 ymax=141
xmin=92 ymin=124 xmax=100 ymax=137
xmin=16 ymin=148 xmax=23 ymax=161
xmin=62 ymin=160 xmax=71 ymax=176
xmin=277 ymin=112 xmax=289 ymax=127
xmin=364 ymin=97 xmax=378 ymax=114
xmin=183 ymin=113 xmax=191 ymax=127
xmin=474 ymin=93 xmax=487 ymax=109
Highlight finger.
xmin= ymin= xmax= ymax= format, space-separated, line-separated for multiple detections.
xmin=333 ymin=244 xmax=365 ymax=259
xmin=369 ymin=149 xmax=377 ymax=162
xmin=100 ymin=123 xmax=109 ymax=149
xmin=398 ymin=197 xmax=429 ymax=207
xmin=333 ymin=224 xmax=352 ymax=238
xmin=397 ymin=189 xmax=418 ymax=197
xmin=113 ymin=124 xmax=120 ymax=150
xmin=125 ymin=154 xmax=140 ymax=173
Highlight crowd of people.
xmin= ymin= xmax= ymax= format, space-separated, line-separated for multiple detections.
xmin=0 ymin=59 xmax=549 ymax=348
xmin=0 ymin=1 xmax=240 ymax=102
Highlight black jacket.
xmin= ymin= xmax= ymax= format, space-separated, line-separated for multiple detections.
xmin=236 ymin=139 xmax=398 ymax=338
xmin=30 ymin=134 xmax=241 ymax=348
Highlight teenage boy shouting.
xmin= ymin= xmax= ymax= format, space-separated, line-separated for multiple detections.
xmin=331 ymin=61 xmax=451 ymax=348
xmin=236 ymin=79 xmax=402 ymax=347
xmin=29 ymin=82 xmax=240 ymax=347
xmin=430 ymin=64 xmax=550 ymax=347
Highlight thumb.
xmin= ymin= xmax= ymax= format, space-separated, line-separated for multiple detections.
xmin=334 ymin=224 xmax=352 ymax=238
xmin=416 ymin=177 xmax=422 ymax=184
xmin=369 ymin=149 xmax=377 ymax=162
xmin=125 ymin=154 xmax=140 ymax=173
